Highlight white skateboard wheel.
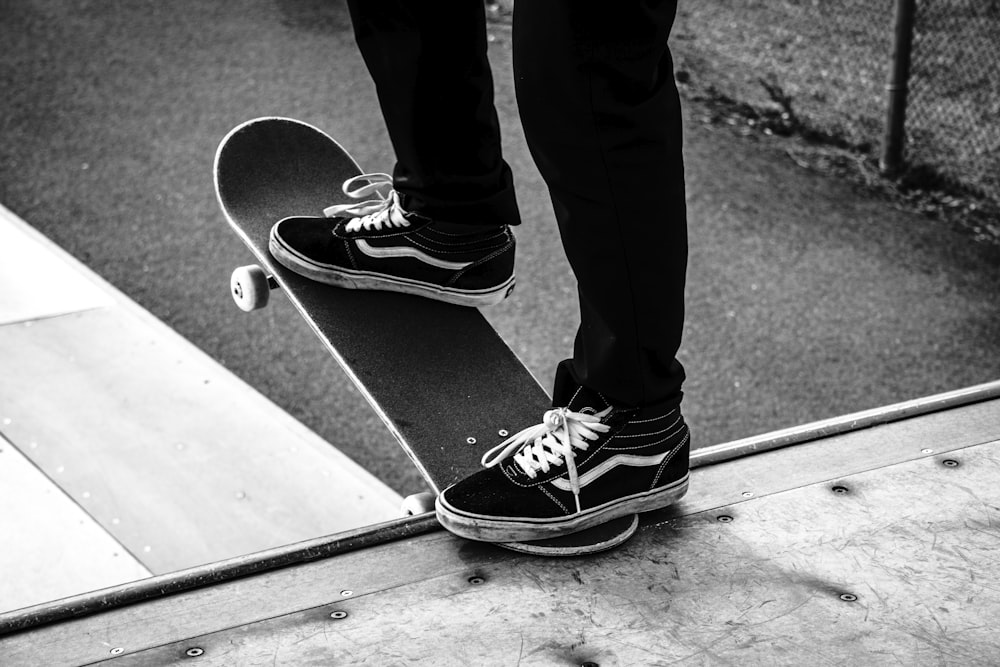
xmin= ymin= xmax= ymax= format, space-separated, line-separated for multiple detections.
xmin=401 ymin=491 xmax=436 ymax=516
xmin=231 ymin=265 xmax=271 ymax=312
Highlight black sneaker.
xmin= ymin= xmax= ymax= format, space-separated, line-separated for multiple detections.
xmin=269 ymin=173 xmax=516 ymax=307
xmin=436 ymin=368 xmax=690 ymax=543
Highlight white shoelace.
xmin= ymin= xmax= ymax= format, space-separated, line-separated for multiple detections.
xmin=481 ymin=407 xmax=611 ymax=513
xmin=323 ymin=173 xmax=410 ymax=233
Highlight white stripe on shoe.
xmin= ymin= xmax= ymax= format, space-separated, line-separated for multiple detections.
xmin=549 ymin=449 xmax=679 ymax=493
xmin=355 ymin=239 xmax=473 ymax=271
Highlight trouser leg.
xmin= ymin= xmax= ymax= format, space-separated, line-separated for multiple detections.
xmin=513 ymin=1 xmax=688 ymax=408
xmin=345 ymin=0 xmax=520 ymax=227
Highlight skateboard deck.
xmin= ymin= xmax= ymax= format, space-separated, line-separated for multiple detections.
xmin=214 ymin=117 xmax=637 ymax=556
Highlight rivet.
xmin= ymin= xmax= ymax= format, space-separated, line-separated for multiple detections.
xmin=840 ymin=593 xmax=858 ymax=602
xmin=466 ymin=437 xmax=477 ymax=445
xmin=330 ymin=611 xmax=348 ymax=620
xmin=717 ymin=515 xmax=734 ymax=523
xmin=468 ymin=576 xmax=486 ymax=585
xmin=942 ymin=459 xmax=959 ymax=467
xmin=832 ymin=486 xmax=849 ymax=495
xmin=110 ymin=648 xmax=125 ymax=655
xmin=185 ymin=647 xmax=205 ymax=657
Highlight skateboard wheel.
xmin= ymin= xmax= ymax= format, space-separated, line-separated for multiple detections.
xmin=401 ymin=491 xmax=436 ymax=516
xmin=231 ymin=265 xmax=271 ymax=312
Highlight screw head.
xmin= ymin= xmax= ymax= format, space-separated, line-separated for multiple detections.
xmin=110 ymin=648 xmax=125 ymax=655
xmin=942 ymin=459 xmax=959 ymax=467
xmin=498 ymin=429 xmax=509 ymax=437
xmin=466 ymin=437 xmax=477 ymax=445
xmin=717 ymin=515 xmax=734 ymax=523
xmin=832 ymin=486 xmax=849 ymax=495
xmin=741 ymin=491 xmax=754 ymax=498
xmin=840 ymin=593 xmax=858 ymax=602
xmin=330 ymin=610 xmax=348 ymax=620
xmin=468 ymin=575 xmax=486 ymax=585
xmin=185 ymin=647 xmax=205 ymax=657
xmin=340 ymin=590 xmax=353 ymax=597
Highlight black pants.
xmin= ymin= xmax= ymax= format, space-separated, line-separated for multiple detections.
xmin=346 ymin=1 xmax=687 ymax=408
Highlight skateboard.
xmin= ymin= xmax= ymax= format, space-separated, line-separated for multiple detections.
xmin=214 ymin=117 xmax=638 ymax=556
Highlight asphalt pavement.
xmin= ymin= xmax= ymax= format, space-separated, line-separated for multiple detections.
xmin=2 ymin=0 xmax=998 ymax=494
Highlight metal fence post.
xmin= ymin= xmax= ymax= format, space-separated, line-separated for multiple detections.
xmin=880 ymin=0 xmax=917 ymax=176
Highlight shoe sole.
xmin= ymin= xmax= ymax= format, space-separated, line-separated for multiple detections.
xmin=498 ymin=514 xmax=639 ymax=557
xmin=269 ymin=232 xmax=514 ymax=308
xmin=435 ymin=474 xmax=689 ymax=543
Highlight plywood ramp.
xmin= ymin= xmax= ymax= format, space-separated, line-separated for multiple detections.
xmin=0 ymin=434 xmax=151 ymax=613
xmin=3 ymin=394 xmax=998 ymax=665
xmin=0 ymin=204 xmax=400 ymax=611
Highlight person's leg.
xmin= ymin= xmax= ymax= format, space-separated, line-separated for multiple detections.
xmin=271 ymin=1 xmax=520 ymax=306
xmin=345 ymin=0 xmax=520 ymax=228
xmin=514 ymin=0 xmax=687 ymax=408
xmin=435 ymin=1 xmax=690 ymax=543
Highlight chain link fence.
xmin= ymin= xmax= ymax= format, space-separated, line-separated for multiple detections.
xmin=907 ymin=0 xmax=1000 ymax=200
xmin=671 ymin=0 xmax=1000 ymax=203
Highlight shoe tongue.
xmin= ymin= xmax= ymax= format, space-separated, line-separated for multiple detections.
xmin=551 ymin=360 xmax=612 ymax=414
xmin=388 ymin=203 xmax=410 ymax=227
xmin=556 ymin=382 xmax=613 ymax=416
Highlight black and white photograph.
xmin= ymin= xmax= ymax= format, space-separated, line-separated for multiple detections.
xmin=1 ymin=0 xmax=998 ymax=664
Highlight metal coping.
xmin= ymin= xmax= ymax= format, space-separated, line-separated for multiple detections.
xmin=691 ymin=378 xmax=1000 ymax=467
xmin=0 ymin=514 xmax=439 ymax=637
xmin=2 ymin=378 xmax=999 ymax=637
